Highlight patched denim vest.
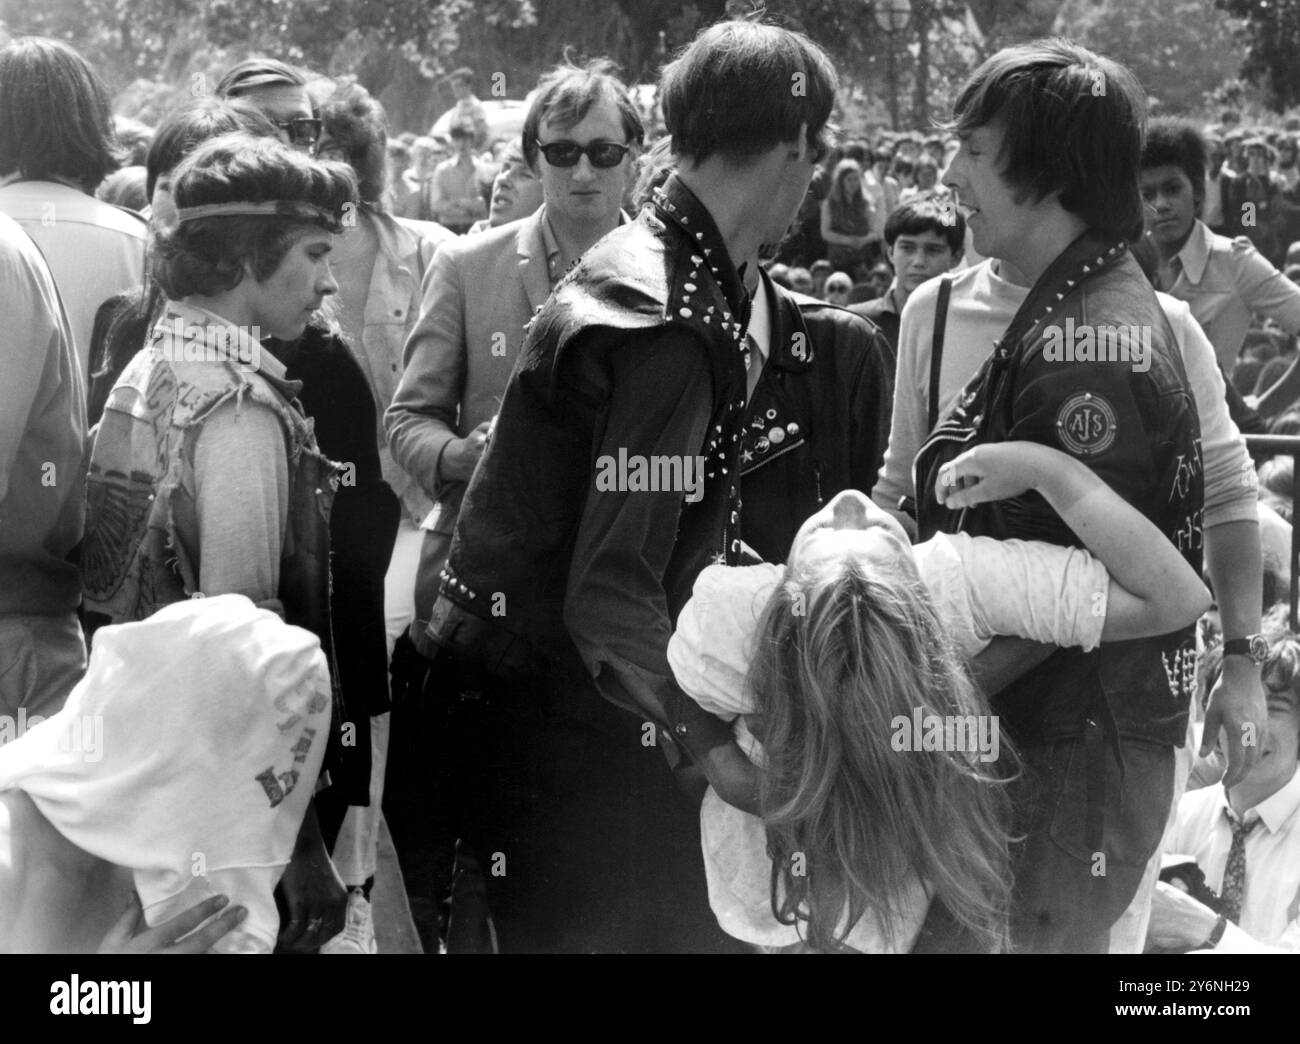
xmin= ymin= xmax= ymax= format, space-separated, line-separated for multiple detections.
xmin=82 ymin=301 xmax=338 ymax=627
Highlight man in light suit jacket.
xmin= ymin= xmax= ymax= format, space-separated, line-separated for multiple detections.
xmin=382 ymin=60 xmax=639 ymax=950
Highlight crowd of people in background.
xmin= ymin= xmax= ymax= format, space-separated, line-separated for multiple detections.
xmin=2 ymin=15 xmax=1299 ymax=957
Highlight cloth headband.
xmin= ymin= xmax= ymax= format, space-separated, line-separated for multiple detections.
xmin=173 ymin=199 xmax=343 ymax=230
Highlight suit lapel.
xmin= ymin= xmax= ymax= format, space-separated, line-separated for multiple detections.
xmin=516 ymin=210 xmax=553 ymax=314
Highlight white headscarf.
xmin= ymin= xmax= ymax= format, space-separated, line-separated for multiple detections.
xmin=0 ymin=594 xmax=331 ymax=953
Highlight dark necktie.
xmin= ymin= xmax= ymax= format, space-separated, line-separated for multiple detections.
xmin=1219 ymin=811 xmax=1263 ymax=923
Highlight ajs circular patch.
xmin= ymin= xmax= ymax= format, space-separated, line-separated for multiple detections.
xmin=1055 ymin=391 xmax=1118 ymax=456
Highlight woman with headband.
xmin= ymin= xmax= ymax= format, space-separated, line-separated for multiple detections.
xmin=81 ymin=132 xmax=357 ymax=952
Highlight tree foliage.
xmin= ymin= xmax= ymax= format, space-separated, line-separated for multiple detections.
xmin=1054 ymin=0 xmax=1243 ymax=114
xmin=0 ymin=0 xmax=1049 ymax=134
xmin=1214 ymin=0 xmax=1300 ymax=112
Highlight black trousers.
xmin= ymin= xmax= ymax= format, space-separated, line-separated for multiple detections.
xmin=384 ymin=635 xmax=745 ymax=953
xmin=1005 ymin=729 xmax=1174 ymax=954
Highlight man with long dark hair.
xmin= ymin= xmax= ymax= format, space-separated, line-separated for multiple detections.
xmin=0 ymin=36 xmax=146 ymax=378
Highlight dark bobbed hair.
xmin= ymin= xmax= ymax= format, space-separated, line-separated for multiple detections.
xmin=1141 ymin=117 xmax=1207 ymax=210
xmin=521 ymin=58 xmax=643 ymax=172
xmin=0 ymin=37 xmax=120 ymax=191
xmin=945 ymin=37 xmax=1146 ymax=242
xmin=885 ymin=192 xmax=966 ymax=253
xmin=318 ymin=79 xmax=389 ymax=208
xmin=215 ymin=57 xmax=307 ymax=98
xmin=145 ymin=96 xmax=278 ymax=200
xmin=95 ymin=102 xmax=280 ymax=406
xmin=660 ymin=19 xmax=837 ymax=166
xmin=153 ymin=133 xmax=357 ymax=299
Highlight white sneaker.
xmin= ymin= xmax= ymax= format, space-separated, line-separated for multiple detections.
xmin=321 ymin=888 xmax=378 ymax=954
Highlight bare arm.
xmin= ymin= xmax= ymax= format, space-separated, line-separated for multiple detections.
xmin=1202 ymin=519 xmax=1267 ymax=789
xmin=969 ymin=636 xmax=1055 ymax=696
xmin=936 ymin=441 xmax=1211 ymax=640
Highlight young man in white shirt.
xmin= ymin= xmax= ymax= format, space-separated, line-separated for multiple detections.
xmin=1141 ymin=117 xmax=1300 ymax=401
xmin=1148 ymin=622 xmax=1300 ymax=953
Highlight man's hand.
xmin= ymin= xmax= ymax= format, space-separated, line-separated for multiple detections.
xmin=276 ymin=804 xmax=347 ymax=953
xmin=1146 ymin=880 xmax=1220 ymax=952
xmin=1202 ymin=655 xmax=1268 ymax=789
xmin=98 ymin=894 xmax=248 ymax=954
xmin=441 ymin=420 xmax=493 ymax=482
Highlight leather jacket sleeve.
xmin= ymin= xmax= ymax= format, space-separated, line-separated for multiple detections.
xmin=1002 ymin=343 xmax=1192 ymax=551
xmin=560 ymin=326 xmax=732 ymax=752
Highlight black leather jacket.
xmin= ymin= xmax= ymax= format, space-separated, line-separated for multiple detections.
xmin=427 ymin=175 xmax=753 ymax=752
xmin=741 ymin=273 xmax=895 ymax=563
xmin=916 ymin=231 xmax=1203 ymax=749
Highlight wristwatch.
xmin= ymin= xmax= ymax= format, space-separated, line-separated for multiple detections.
xmin=1222 ymin=634 xmax=1268 ymax=665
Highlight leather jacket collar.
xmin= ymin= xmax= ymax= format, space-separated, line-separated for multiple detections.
xmin=652 ymin=173 xmax=751 ymax=328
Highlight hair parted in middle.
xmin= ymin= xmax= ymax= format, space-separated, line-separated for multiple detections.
xmin=659 ymin=19 xmax=838 ymax=166
xmin=750 ymin=551 xmax=1013 ymax=953
xmin=152 ymin=132 xmax=357 ymax=300
xmin=946 ymin=37 xmax=1147 ymax=242
xmin=521 ymin=57 xmax=644 ymax=172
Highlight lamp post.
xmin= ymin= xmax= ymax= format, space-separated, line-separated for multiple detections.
xmin=874 ymin=0 xmax=913 ymax=131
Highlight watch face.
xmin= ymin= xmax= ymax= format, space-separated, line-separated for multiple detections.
xmin=1250 ymin=635 xmax=1270 ymax=663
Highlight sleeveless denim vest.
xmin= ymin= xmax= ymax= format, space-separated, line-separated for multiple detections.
xmin=81 ymin=301 xmax=372 ymax=803
xmin=82 ymin=301 xmax=336 ymax=624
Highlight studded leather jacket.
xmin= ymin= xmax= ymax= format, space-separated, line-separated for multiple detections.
xmin=740 ymin=272 xmax=894 ymax=564
xmin=914 ymin=231 xmax=1203 ymax=750
xmin=426 ymin=175 xmax=755 ymax=755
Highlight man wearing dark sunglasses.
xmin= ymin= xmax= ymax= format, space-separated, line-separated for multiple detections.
xmin=385 ymin=58 xmax=642 ymax=950
xmin=413 ymin=21 xmax=838 ymax=953
xmin=216 ymin=58 xmax=318 ymax=156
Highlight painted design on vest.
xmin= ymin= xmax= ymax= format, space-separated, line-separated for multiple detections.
xmin=81 ymin=468 xmax=157 ymax=601
xmin=82 ymin=362 xmax=179 ymax=604
xmin=1055 ymin=391 xmax=1117 ymax=456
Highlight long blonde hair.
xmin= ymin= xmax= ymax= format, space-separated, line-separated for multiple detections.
xmin=749 ymin=554 xmax=1013 ymax=952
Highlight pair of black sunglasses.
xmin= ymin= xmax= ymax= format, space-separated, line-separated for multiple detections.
xmin=277 ymin=117 xmax=323 ymax=148
xmin=534 ymin=139 xmax=630 ymax=169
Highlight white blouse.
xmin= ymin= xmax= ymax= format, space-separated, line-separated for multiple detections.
xmin=667 ymin=532 xmax=1110 ymax=950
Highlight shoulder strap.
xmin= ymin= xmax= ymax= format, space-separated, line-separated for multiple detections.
xmin=927 ymin=274 xmax=953 ymax=432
